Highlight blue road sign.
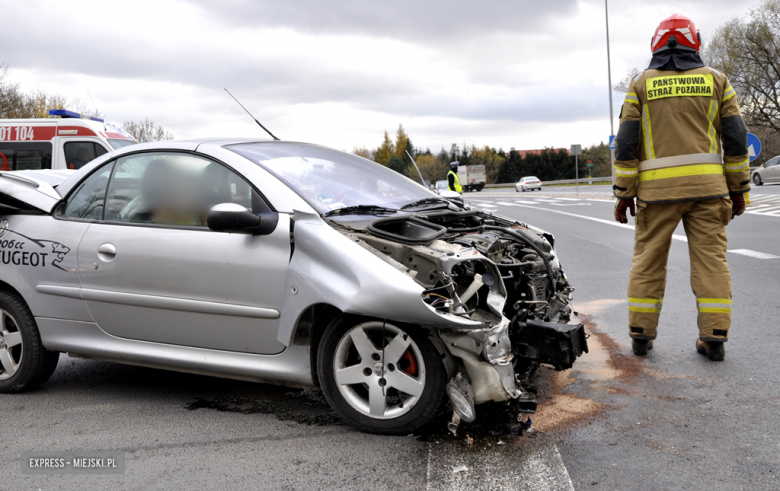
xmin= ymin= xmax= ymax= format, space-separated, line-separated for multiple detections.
xmin=609 ymin=135 xmax=616 ymax=150
xmin=747 ymin=133 xmax=761 ymax=162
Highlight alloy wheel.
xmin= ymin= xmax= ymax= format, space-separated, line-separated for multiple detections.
xmin=0 ymin=309 xmax=23 ymax=381
xmin=333 ymin=322 xmax=425 ymax=420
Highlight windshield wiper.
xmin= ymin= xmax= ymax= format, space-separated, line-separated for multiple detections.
xmin=324 ymin=205 xmax=400 ymax=217
xmin=401 ymin=197 xmax=450 ymax=210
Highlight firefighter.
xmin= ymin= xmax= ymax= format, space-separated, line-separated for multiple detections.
xmin=447 ymin=161 xmax=462 ymax=194
xmin=613 ymin=13 xmax=750 ymax=361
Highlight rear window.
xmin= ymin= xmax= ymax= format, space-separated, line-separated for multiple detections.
xmin=0 ymin=142 xmax=52 ymax=170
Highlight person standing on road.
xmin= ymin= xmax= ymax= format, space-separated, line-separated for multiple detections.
xmin=612 ymin=14 xmax=750 ymax=361
xmin=447 ymin=161 xmax=462 ymax=194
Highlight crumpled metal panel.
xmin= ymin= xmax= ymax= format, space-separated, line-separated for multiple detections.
xmin=276 ymin=210 xmax=482 ymax=346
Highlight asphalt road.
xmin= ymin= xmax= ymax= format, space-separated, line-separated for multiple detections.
xmin=2 ymin=191 xmax=779 ymax=490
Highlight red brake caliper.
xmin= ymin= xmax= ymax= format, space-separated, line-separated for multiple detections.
xmin=401 ymin=350 xmax=418 ymax=376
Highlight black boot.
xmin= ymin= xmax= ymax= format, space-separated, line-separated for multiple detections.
xmin=632 ymin=339 xmax=654 ymax=356
xmin=696 ymin=339 xmax=725 ymax=361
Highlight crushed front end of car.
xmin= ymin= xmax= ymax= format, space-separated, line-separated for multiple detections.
xmin=330 ymin=203 xmax=588 ymax=432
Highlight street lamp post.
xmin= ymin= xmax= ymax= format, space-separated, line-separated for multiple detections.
xmin=605 ymin=0 xmax=616 ymax=184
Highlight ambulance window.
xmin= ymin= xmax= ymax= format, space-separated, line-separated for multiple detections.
xmin=0 ymin=142 xmax=52 ymax=170
xmin=62 ymin=161 xmax=115 ymax=220
xmin=64 ymin=142 xmax=108 ymax=170
xmin=107 ymin=139 xmax=137 ymax=150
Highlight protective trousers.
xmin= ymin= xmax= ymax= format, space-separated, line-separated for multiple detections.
xmin=628 ymin=197 xmax=733 ymax=342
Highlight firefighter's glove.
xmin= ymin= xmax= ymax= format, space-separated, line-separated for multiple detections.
xmin=614 ymin=198 xmax=635 ymax=224
xmin=730 ymin=193 xmax=746 ymax=218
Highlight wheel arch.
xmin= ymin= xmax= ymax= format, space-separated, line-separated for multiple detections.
xmin=0 ymin=279 xmax=24 ymax=303
xmin=289 ymin=303 xmax=343 ymax=387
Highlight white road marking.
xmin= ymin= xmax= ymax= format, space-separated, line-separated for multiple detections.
xmin=478 ymin=200 xmax=780 ymax=257
xmin=549 ymin=203 xmax=592 ymax=207
xmin=498 ymin=203 xmax=689 ymax=242
xmin=745 ymin=194 xmax=780 ymax=216
xmin=727 ymin=249 xmax=780 ymax=259
xmin=425 ymin=442 xmax=574 ymax=491
xmin=746 ymin=205 xmax=780 ymax=216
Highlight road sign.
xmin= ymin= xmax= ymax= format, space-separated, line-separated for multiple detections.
xmin=586 ymin=163 xmax=594 ymax=167
xmin=608 ymin=135 xmax=616 ymax=150
xmin=747 ymin=133 xmax=761 ymax=162
xmin=571 ymin=144 xmax=582 ymax=156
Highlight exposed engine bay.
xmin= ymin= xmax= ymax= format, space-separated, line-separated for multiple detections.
xmin=331 ymin=204 xmax=588 ymax=431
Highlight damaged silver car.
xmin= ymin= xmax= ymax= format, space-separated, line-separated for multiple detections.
xmin=0 ymin=139 xmax=587 ymax=434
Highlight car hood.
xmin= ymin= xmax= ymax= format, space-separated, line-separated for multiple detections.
xmin=0 ymin=170 xmax=73 ymax=213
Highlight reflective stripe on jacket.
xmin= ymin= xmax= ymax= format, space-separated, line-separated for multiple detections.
xmin=614 ymin=66 xmax=750 ymax=203
xmin=448 ymin=170 xmax=462 ymax=193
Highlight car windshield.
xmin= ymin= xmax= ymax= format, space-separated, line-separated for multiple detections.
xmin=229 ymin=142 xmax=436 ymax=214
xmin=108 ymin=139 xmax=138 ymax=150
xmin=526 ymin=177 xmax=539 ymax=181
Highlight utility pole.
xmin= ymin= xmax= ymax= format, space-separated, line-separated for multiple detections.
xmin=605 ymin=0 xmax=616 ymax=184
xmin=571 ymin=144 xmax=582 ymax=196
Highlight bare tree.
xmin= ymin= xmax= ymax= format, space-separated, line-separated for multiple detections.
xmin=0 ymin=63 xmax=25 ymax=118
xmin=123 ymin=118 xmax=174 ymax=143
xmin=1 ymin=63 xmax=101 ymax=120
xmin=352 ymin=145 xmax=373 ymax=160
xmin=613 ymin=67 xmax=644 ymax=93
xmin=707 ymin=0 xmax=780 ymax=133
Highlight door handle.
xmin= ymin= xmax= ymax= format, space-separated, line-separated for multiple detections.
xmin=97 ymin=243 xmax=117 ymax=262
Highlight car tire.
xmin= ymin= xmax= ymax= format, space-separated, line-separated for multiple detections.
xmin=753 ymin=173 xmax=763 ymax=186
xmin=0 ymin=290 xmax=59 ymax=393
xmin=317 ymin=316 xmax=446 ymax=435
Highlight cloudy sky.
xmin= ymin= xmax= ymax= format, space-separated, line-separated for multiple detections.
xmin=3 ymin=0 xmax=757 ymax=153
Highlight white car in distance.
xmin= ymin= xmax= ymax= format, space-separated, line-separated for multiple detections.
xmin=516 ymin=176 xmax=542 ymax=192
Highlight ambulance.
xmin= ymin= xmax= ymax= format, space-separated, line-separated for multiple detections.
xmin=0 ymin=110 xmax=138 ymax=171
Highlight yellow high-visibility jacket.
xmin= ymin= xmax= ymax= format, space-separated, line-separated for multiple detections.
xmin=614 ymin=66 xmax=750 ymax=203
xmin=448 ymin=170 xmax=462 ymax=193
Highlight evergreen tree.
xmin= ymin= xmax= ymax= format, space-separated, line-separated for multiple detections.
xmin=386 ymin=155 xmax=408 ymax=175
xmin=374 ymin=130 xmax=395 ymax=166
xmin=394 ymin=124 xmax=413 ymax=161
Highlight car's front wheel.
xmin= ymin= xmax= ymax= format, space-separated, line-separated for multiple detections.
xmin=753 ymin=173 xmax=763 ymax=186
xmin=0 ymin=291 xmax=59 ymax=393
xmin=318 ymin=318 xmax=446 ymax=434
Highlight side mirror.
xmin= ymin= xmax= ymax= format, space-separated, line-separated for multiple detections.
xmin=207 ymin=203 xmax=278 ymax=236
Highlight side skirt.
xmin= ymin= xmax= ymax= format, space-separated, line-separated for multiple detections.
xmin=36 ymin=317 xmax=315 ymax=388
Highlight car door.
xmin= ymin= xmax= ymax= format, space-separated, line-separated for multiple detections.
xmin=66 ymin=150 xmax=290 ymax=354
xmin=765 ymin=157 xmax=780 ymax=182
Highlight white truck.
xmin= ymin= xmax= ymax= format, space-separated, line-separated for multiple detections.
xmin=458 ymin=164 xmax=486 ymax=192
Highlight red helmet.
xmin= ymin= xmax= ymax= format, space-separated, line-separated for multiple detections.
xmin=651 ymin=14 xmax=701 ymax=53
